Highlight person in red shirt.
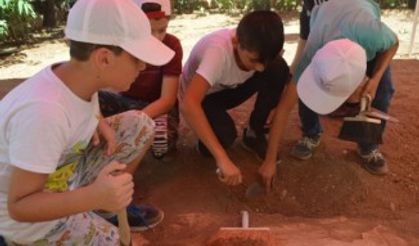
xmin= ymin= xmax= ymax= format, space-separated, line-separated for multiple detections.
xmin=99 ymin=0 xmax=183 ymax=160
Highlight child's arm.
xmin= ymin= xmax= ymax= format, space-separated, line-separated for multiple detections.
xmin=362 ymin=39 xmax=399 ymax=99
xmin=142 ymin=75 xmax=179 ymax=119
xmin=180 ymin=74 xmax=242 ymax=186
xmin=8 ymin=161 xmax=133 ymax=222
xmin=290 ymin=39 xmax=307 ymax=75
xmin=259 ymin=82 xmax=299 ymax=191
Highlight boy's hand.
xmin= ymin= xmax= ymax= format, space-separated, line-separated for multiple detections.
xmin=92 ymin=161 xmax=134 ymax=212
xmin=93 ymin=119 xmax=117 ymax=156
xmin=216 ymin=158 xmax=243 ymax=186
xmin=258 ymin=161 xmax=277 ymax=193
xmin=362 ymin=77 xmax=380 ymax=100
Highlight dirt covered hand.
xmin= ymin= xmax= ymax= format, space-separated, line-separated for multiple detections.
xmin=216 ymin=157 xmax=243 ymax=186
xmin=362 ymin=77 xmax=380 ymax=100
xmin=91 ymin=161 xmax=134 ymax=212
xmin=258 ymin=160 xmax=277 ymax=192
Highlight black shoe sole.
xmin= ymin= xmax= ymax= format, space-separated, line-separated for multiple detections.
xmin=130 ymin=211 xmax=165 ymax=232
xmin=361 ymin=161 xmax=388 ymax=176
xmin=290 ymin=150 xmax=313 ymax=160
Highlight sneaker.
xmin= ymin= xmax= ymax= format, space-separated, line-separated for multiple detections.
xmin=359 ymin=149 xmax=388 ymax=175
xmin=290 ymin=136 xmax=320 ymax=160
xmin=107 ymin=204 xmax=164 ymax=232
xmin=152 ymin=115 xmax=169 ymax=159
xmin=242 ymin=127 xmax=268 ymax=161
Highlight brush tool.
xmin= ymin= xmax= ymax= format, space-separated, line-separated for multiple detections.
xmin=206 ymin=210 xmax=274 ymax=246
xmin=364 ymin=109 xmax=399 ymax=123
xmin=338 ymin=95 xmax=383 ymax=144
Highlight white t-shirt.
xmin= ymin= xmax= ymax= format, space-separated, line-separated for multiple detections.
xmin=0 ymin=64 xmax=100 ymax=243
xmin=179 ymin=28 xmax=255 ymax=98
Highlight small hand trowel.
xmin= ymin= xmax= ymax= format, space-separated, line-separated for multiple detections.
xmin=245 ymin=181 xmax=266 ymax=198
xmin=245 ymin=160 xmax=281 ymax=199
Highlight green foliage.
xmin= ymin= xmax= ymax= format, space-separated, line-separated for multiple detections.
xmin=274 ymin=0 xmax=300 ymax=11
xmin=0 ymin=0 xmax=37 ymax=43
xmin=174 ymin=0 xmax=300 ymax=14
xmin=173 ymin=0 xmax=411 ymax=15
xmin=376 ymin=0 xmax=411 ymax=8
xmin=0 ymin=20 xmax=7 ymax=37
xmin=174 ymin=0 xmax=206 ymax=14
xmin=248 ymin=0 xmax=271 ymax=11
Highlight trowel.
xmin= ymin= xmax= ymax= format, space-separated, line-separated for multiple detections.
xmin=245 ymin=160 xmax=281 ymax=199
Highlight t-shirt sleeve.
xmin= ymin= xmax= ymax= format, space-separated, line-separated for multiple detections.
xmin=162 ymin=36 xmax=183 ymax=76
xmin=352 ymin=19 xmax=397 ymax=60
xmin=8 ymin=102 xmax=69 ymax=174
xmin=195 ymin=46 xmax=227 ymax=87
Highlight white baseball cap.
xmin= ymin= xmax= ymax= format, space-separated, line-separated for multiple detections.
xmin=65 ymin=0 xmax=174 ymax=66
xmin=133 ymin=0 xmax=171 ymax=18
xmin=297 ymin=39 xmax=367 ymax=115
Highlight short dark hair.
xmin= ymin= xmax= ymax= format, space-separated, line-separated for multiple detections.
xmin=69 ymin=40 xmax=123 ymax=61
xmin=141 ymin=2 xmax=169 ymax=19
xmin=236 ymin=10 xmax=284 ymax=65
xmin=141 ymin=2 xmax=162 ymax=13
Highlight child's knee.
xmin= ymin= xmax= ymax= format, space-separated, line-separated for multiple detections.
xmin=122 ymin=110 xmax=155 ymax=145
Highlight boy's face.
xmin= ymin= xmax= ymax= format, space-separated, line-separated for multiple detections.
xmin=149 ymin=17 xmax=169 ymax=41
xmin=100 ymin=50 xmax=146 ymax=91
xmin=234 ymin=43 xmax=265 ymax=72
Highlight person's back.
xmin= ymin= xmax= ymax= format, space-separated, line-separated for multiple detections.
xmin=180 ymin=28 xmax=255 ymax=96
xmin=296 ymin=0 xmax=396 ymax=79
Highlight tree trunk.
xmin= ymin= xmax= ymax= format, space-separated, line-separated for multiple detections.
xmin=42 ymin=0 xmax=57 ymax=28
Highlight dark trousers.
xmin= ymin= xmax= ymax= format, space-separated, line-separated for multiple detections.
xmin=298 ymin=57 xmax=395 ymax=153
xmin=0 ymin=236 xmax=6 ymax=246
xmin=199 ymin=56 xmax=290 ymax=154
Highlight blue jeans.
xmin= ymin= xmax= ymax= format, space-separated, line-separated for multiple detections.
xmin=0 ymin=236 xmax=6 ymax=246
xmin=298 ymin=58 xmax=395 ymax=153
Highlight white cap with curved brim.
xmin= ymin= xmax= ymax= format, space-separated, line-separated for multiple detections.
xmin=297 ymin=39 xmax=367 ymax=115
xmin=65 ymin=0 xmax=174 ymax=66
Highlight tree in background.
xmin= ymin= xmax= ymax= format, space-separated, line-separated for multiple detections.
xmin=0 ymin=0 xmax=36 ymax=43
xmin=0 ymin=0 xmax=415 ymax=45
xmin=0 ymin=0 xmax=71 ymax=44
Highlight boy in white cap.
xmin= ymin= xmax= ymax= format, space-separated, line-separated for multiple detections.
xmin=0 ymin=0 xmax=174 ymax=244
xmin=259 ymin=0 xmax=398 ymax=189
xmin=99 ymin=0 xmax=183 ymax=161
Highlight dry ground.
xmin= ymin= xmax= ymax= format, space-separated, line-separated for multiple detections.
xmin=1 ymin=10 xmax=419 ymax=245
